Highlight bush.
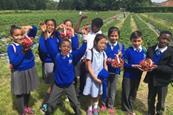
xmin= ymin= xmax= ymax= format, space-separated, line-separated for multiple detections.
xmin=127 ymin=7 xmax=173 ymax=13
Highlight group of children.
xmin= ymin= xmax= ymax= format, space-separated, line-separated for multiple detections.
xmin=7 ymin=15 xmax=173 ymax=115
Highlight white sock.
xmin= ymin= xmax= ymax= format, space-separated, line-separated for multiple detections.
xmin=93 ymin=101 xmax=98 ymax=109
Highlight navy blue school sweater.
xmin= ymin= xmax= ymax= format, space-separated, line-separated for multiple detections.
xmin=105 ymin=42 xmax=125 ymax=74
xmin=27 ymin=25 xmax=37 ymax=38
xmin=123 ymin=46 xmax=146 ymax=79
xmin=7 ymin=26 xmax=37 ymax=71
xmin=46 ymin=38 xmax=87 ymax=88
xmin=71 ymin=34 xmax=79 ymax=51
xmin=56 ymin=31 xmax=79 ymax=51
xmin=152 ymin=50 xmax=163 ymax=64
xmin=38 ymin=33 xmax=60 ymax=63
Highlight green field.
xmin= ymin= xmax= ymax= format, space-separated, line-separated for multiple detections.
xmin=0 ymin=10 xmax=173 ymax=115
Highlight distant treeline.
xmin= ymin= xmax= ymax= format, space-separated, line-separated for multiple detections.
xmin=0 ymin=0 xmax=49 ymax=10
xmin=128 ymin=7 xmax=173 ymax=13
xmin=0 ymin=0 xmax=172 ymax=12
xmin=0 ymin=0 xmax=152 ymax=10
xmin=59 ymin=0 xmax=152 ymax=10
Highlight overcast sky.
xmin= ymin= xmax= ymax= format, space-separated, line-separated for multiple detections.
xmin=151 ymin=0 xmax=167 ymax=3
xmin=53 ymin=0 xmax=167 ymax=3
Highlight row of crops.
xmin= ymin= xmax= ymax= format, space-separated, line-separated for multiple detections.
xmin=1 ymin=11 xmax=173 ymax=54
xmin=0 ymin=10 xmax=125 ymax=53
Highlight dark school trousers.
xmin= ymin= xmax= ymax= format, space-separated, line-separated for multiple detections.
xmin=147 ymin=82 xmax=168 ymax=115
xmin=46 ymin=84 xmax=81 ymax=115
xmin=121 ymin=77 xmax=141 ymax=112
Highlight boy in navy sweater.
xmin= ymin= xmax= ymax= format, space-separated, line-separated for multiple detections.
xmin=144 ymin=31 xmax=173 ymax=115
xmin=43 ymin=33 xmax=87 ymax=115
xmin=121 ymin=31 xmax=146 ymax=115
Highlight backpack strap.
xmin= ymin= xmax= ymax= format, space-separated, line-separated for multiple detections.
xmin=90 ymin=48 xmax=106 ymax=62
xmin=118 ymin=42 xmax=123 ymax=52
xmin=91 ymin=48 xmax=94 ymax=63
xmin=142 ymin=46 xmax=147 ymax=53
xmin=11 ymin=43 xmax=16 ymax=53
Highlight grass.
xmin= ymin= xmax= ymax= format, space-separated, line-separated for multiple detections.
xmin=0 ymin=56 xmax=173 ymax=115
xmin=0 ymin=11 xmax=173 ymax=115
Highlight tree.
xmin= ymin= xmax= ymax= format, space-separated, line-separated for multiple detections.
xmin=0 ymin=0 xmax=153 ymax=10
xmin=58 ymin=0 xmax=76 ymax=9
xmin=74 ymin=0 xmax=87 ymax=10
xmin=46 ymin=0 xmax=58 ymax=10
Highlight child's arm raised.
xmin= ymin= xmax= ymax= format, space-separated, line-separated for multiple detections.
xmin=72 ymin=40 xmax=87 ymax=65
xmin=71 ymin=34 xmax=79 ymax=51
xmin=22 ymin=25 xmax=37 ymax=38
xmin=74 ymin=15 xmax=87 ymax=34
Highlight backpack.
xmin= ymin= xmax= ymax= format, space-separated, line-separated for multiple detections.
xmin=85 ymin=48 xmax=106 ymax=71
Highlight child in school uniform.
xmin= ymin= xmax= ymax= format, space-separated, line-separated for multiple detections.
xmin=83 ymin=34 xmax=108 ymax=115
xmin=56 ymin=19 xmax=80 ymax=96
xmin=121 ymin=31 xmax=146 ymax=115
xmin=42 ymin=31 xmax=87 ymax=115
xmin=57 ymin=19 xmax=79 ymax=51
xmin=144 ymin=31 xmax=173 ymax=115
xmin=75 ymin=16 xmax=104 ymax=95
xmin=102 ymin=27 xmax=125 ymax=114
xmin=38 ymin=19 xmax=60 ymax=112
xmin=39 ymin=19 xmax=59 ymax=84
xmin=7 ymin=25 xmax=38 ymax=115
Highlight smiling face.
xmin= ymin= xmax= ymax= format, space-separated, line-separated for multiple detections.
xmin=60 ymin=40 xmax=71 ymax=56
xmin=12 ymin=29 xmax=24 ymax=43
xmin=109 ymin=31 xmax=119 ymax=44
xmin=46 ymin=20 xmax=55 ymax=33
xmin=91 ymin=24 xmax=100 ymax=33
xmin=131 ymin=37 xmax=143 ymax=48
xmin=158 ymin=33 xmax=171 ymax=48
xmin=64 ymin=20 xmax=73 ymax=28
xmin=96 ymin=38 xmax=107 ymax=52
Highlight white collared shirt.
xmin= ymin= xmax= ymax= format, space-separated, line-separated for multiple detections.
xmin=83 ymin=30 xmax=102 ymax=50
xmin=61 ymin=53 xmax=70 ymax=58
xmin=109 ymin=41 xmax=118 ymax=50
xmin=13 ymin=42 xmax=20 ymax=46
xmin=86 ymin=48 xmax=107 ymax=76
xmin=133 ymin=45 xmax=143 ymax=52
xmin=155 ymin=45 xmax=168 ymax=53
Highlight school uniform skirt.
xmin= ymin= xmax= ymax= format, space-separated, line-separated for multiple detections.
xmin=83 ymin=74 xmax=103 ymax=98
xmin=42 ymin=62 xmax=54 ymax=84
xmin=11 ymin=66 xmax=39 ymax=95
